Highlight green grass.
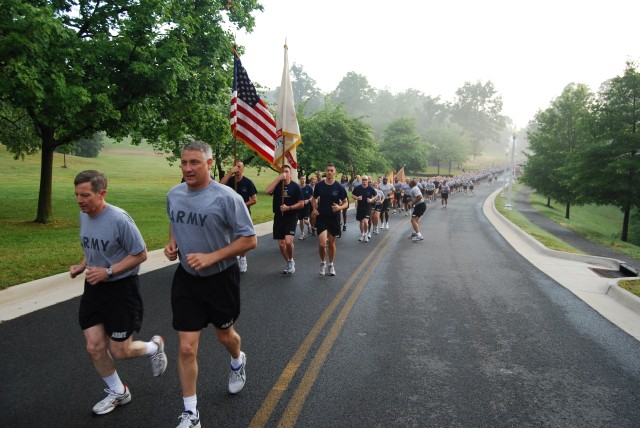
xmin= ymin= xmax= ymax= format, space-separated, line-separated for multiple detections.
xmin=618 ymin=279 xmax=640 ymax=298
xmin=494 ymin=184 xmax=584 ymax=254
xmin=0 ymin=143 xmax=277 ymax=289
xmin=494 ymin=182 xmax=640 ymax=298
xmin=529 ymin=193 xmax=640 ymax=260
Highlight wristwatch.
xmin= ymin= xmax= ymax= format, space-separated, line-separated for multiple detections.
xmin=106 ymin=266 xmax=113 ymax=277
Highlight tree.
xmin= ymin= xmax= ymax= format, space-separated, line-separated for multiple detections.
xmin=329 ymin=72 xmax=376 ymax=118
xmin=298 ymin=104 xmax=381 ymax=178
xmin=450 ymin=80 xmax=506 ymax=156
xmin=522 ymin=83 xmax=594 ymax=219
xmin=577 ymin=62 xmax=640 ymax=241
xmin=0 ymin=0 xmax=262 ymax=223
xmin=380 ymin=118 xmax=428 ymax=173
xmin=424 ymin=124 xmax=471 ymax=175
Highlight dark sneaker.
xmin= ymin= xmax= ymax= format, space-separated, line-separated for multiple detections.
xmin=92 ymin=385 xmax=132 ymax=415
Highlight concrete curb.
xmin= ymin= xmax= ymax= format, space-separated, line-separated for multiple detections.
xmin=483 ymin=189 xmax=640 ymax=320
xmin=608 ymin=280 xmax=640 ymax=314
xmin=0 ymin=219 xmax=276 ymax=322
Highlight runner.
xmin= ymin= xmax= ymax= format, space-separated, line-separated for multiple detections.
xmin=265 ymin=165 xmax=304 ymax=274
xmin=407 ymin=179 xmax=427 ymax=242
xmin=297 ymin=175 xmax=313 ymax=240
xmin=352 ymin=176 xmax=377 ymax=243
xmin=312 ymin=163 xmax=349 ymax=276
xmin=378 ymin=176 xmax=394 ymax=229
xmin=71 ymin=170 xmax=167 ymax=417
xmin=219 ymin=160 xmax=257 ymax=273
xmin=164 ymin=141 xmax=256 ymax=427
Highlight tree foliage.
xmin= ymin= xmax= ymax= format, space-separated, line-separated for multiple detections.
xmin=0 ymin=0 xmax=262 ymax=223
xmin=450 ymin=80 xmax=506 ymax=156
xmin=577 ymin=62 xmax=640 ymax=240
xmin=522 ymin=83 xmax=594 ymax=218
xmin=380 ymin=117 xmax=427 ymax=173
xmin=298 ymin=104 xmax=382 ymax=179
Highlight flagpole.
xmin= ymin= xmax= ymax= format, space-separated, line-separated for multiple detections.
xmin=232 ymin=44 xmax=238 ymax=191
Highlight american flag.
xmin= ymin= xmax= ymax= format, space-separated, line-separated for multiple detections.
xmin=230 ymin=52 xmax=277 ymax=164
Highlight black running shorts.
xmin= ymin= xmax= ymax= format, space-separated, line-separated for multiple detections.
xmin=78 ymin=275 xmax=143 ymax=342
xmin=412 ymin=201 xmax=427 ymax=218
xmin=315 ymin=214 xmax=341 ymax=238
xmin=171 ymin=263 xmax=240 ymax=331
xmin=273 ymin=213 xmax=298 ymax=239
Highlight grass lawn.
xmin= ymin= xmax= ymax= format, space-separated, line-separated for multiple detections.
xmin=0 ymin=142 xmax=278 ymax=289
xmin=494 ymin=182 xmax=640 ymax=298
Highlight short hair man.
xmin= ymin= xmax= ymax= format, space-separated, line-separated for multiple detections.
xmin=408 ymin=179 xmax=427 ymax=241
xmin=352 ymin=175 xmax=378 ymax=242
xmin=220 ymin=160 xmax=258 ymax=273
xmin=70 ymin=170 xmax=167 ymax=417
xmin=265 ymin=165 xmax=304 ymax=274
xmin=164 ymin=141 xmax=257 ymax=427
xmin=312 ymin=163 xmax=349 ymax=276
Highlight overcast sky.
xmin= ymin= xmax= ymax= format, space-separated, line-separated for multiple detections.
xmin=234 ymin=0 xmax=638 ymax=132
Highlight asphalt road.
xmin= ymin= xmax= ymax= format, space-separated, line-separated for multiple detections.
xmin=2 ymin=182 xmax=640 ymax=427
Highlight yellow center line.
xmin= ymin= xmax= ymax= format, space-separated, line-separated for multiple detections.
xmin=249 ymin=220 xmax=405 ymax=428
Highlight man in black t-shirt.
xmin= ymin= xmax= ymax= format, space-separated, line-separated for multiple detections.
xmin=220 ymin=160 xmax=258 ymax=273
xmin=312 ymin=163 xmax=349 ymax=276
xmin=352 ymin=176 xmax=378 ymax=243
xmin=265 ymin=165 xmax=304 ymax=274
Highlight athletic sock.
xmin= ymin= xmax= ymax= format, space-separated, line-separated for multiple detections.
xmin=183 ymin=394 xmax=197 ymax=414
xmin=231 ymin=353 xmax=243 ymax=370
xmin=145 ymin=340 xmax=159 ymax=356
xmin=103 ymin=371 xmax=125 ymax=394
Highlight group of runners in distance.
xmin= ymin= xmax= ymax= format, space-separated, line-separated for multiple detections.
xmin=70 ymin=140 xmax=501 ymax=427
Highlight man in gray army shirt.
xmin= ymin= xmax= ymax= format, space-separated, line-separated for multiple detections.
xmin=164 ymin=141 xmax=257 ymax=428
xmin=70 ymin=170 xmax=167 ymax=417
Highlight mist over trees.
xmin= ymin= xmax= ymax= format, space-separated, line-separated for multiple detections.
xmin=265 ymin=66 xmax=511 ymax=178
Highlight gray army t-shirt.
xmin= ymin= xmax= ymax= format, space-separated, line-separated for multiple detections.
xmin=167 ymin=180 xmax=256 ymax=277
xmin=79 ymin=204 xmax=146 ymax=281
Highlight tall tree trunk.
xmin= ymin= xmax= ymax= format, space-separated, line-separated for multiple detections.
xmin=546 ymin=196 xmax=551 ymax=207
xmin=437 ymin=161 xmax=440 ymax=175
xmin=621 ymin=202 xmax=630 ymax=242
xmin=448 ymin=160 xmax=452 ymax=173
xmin=35 ymin=135 xmax=55 ymax=224
xmin=565 ymin=202 xmax=570 ymax=219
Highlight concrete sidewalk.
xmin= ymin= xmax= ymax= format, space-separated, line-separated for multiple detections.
xmin=485 ymin=187 xmax=640 ymax=341
xmin=2 ymin=194 xmax=640 ymax=342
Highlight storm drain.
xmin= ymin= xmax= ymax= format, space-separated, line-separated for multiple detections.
xmin=590 ymin=263 xmax=639 ymax=278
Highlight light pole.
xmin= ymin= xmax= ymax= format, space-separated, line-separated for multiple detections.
xmin=505 ymin=131 xmax=517 ymax=210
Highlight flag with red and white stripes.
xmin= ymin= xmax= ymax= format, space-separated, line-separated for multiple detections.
xmin=230 ymin=52 xmax=277 ymax=164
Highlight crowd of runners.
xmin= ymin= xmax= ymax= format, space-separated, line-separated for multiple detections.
xmin=70 ymin=143 xmax=504 ymax=427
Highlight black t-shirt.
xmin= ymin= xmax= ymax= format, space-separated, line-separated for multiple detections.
xmin=271 ymin=180 xmax=303 ymax=216
xmin=226 ymin=176 xmax=257 ymax=211
xmin=352 ymin=185 xmax=377 ymax=211
xmin=313 ymin=180 xmax=347 ymax=216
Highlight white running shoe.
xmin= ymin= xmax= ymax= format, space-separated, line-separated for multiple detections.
xmin=92 ymin=385 xmax=132 ymax=415
xmin=367 ymin=232 xmax=372 ymax=239
xmin=412 ymin=235 xmax=424 ymax=242
xmin=358 ymin=235 xmax=364 ymax=242
xmin=328 ymin=264 xmax=336 ymax=276
xmin=229 ymin=352 xmax=246 ymax=394
xmin=298 ymin=233 xmax=305 ymax=240
xmin=176 ymin=410 xmax=201 ymax=428
xmin=287 ymin=259 xmax=295 ymax=274
xmin=364 ymin=235 xmax=369 ymax=243
xmin=319 ymin=262 xmax=326 ymax=276
xmin=150 ymin=335 xmax=168 ymax=377
xmin=408 ymin=232 xmax=417 ymax=239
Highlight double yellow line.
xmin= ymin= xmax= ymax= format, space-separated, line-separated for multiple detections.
xmin=249 ymin=221 xmax=405 ymax=427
